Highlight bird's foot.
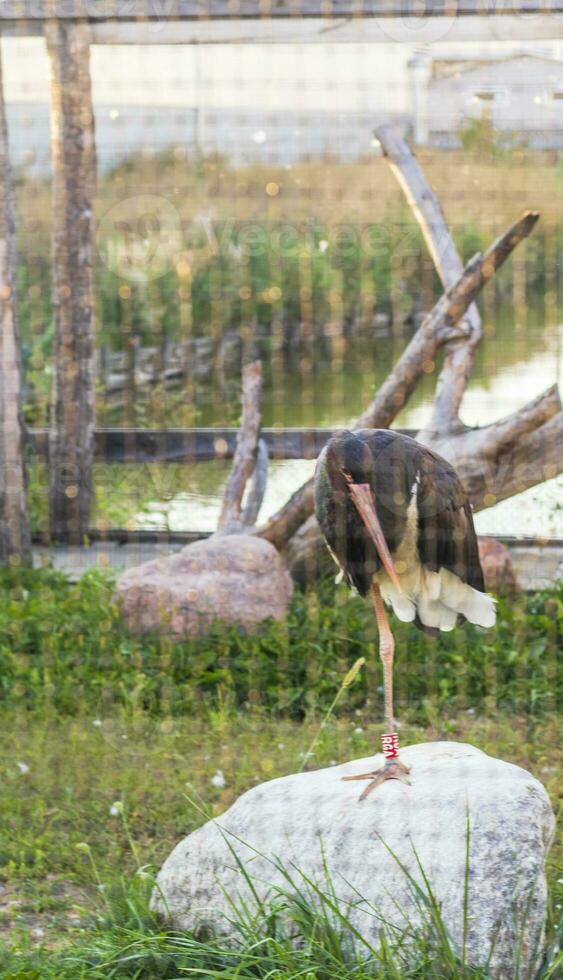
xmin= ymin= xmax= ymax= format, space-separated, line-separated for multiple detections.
xmin=342 ymin=732 xmax=410 ymax=800
xmin=342 ymin=758 xmax=411 ymax=800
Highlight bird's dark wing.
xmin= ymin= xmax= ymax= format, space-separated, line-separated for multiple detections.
xmin=314 ymin=447 xmax=376 ymax=597
xmin=416 ymin=449 xmax=485 ymax=593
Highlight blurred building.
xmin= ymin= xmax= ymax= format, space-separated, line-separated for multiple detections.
xmin=413 ymin=53 xmax=563 ymax=148
xmin=3 ymin=34 xmax=562 ymax=174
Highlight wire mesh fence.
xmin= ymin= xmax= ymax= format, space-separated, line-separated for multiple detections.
xmin=1 ymin=11 xmax=562 ymax=575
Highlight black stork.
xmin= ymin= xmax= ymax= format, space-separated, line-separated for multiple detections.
xmin=315 ymin=429 xmax=496 ymax=799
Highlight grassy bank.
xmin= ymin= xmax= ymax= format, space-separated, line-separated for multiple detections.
xmin=0 ymin=568 xmax=561 ymax=976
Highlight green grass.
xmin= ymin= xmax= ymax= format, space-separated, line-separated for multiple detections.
xmin=1 ymin=827 xmax=560 ymax=979
xmin=0 ymin=568 xmax=560 ymax=976
xmin=0 ymin=567 xmax=561 ymax=718
xmin=21 ymin=207 xmax=562 ymax=429
xmin=0 ymin=710 xmax=561 ymax=977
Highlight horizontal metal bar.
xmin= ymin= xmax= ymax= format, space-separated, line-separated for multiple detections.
xmin=28 ymin=427 xmax=418 ymax=463
xmin=1 ymin=0 xmax=560 ymax=22
xmin=31 ymin=527 xmax=210 ymax=546
xmin=5 ymin=15 xmax=559 ymax=42
xmin=86 ymin=16 xmax=563 ymax=42
xmin=30 ymin=527 xmax=563 ymax=548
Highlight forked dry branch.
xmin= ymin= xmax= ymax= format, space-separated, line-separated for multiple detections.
xmin=374 ymin=127 xmax=562 ymax=509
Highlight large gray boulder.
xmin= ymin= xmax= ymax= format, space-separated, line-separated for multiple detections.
xmin=153 ymin=742 xmax=554 ymax=979
xmin=116 ymin=533 xmax=293 ymax=637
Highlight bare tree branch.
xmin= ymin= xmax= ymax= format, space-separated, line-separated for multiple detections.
xmin=472 ymin=384 xmax=560 ymax=457
xmin=217 ymin=360 xmax=262 ymax=532
xmin=461 ymin=412 xmax=563 ymax=510
xmin=241 ymin=437 xmax=268 ymax=527
xmin=267 ymin=135 xmax=560 ymax=582
xmin=375 ymin=124 xmax=481 ymax=429
xmin=286 ymin=408 xmax=563 ymax=587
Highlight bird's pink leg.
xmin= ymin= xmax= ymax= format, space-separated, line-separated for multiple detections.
xmin=371 ymin=582 xmax=396 ymax=734
xmin=342 ymin=583 xmax=410 ymax=800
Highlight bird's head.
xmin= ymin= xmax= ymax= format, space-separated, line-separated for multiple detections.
xmin=324 ymin=431 xmax=403 ymax=593
xmin=324 ymin=431 xmax=374 ymax=493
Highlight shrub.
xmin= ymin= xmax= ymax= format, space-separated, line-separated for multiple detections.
xmin=0 ymin=566 xmax=560 ymax=719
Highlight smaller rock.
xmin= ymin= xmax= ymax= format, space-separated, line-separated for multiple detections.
xmin=478 ymin=536 xmax=521 ymax=595
xmin=116 ymin=533 xmax=293 ymax=637
xmin=285 ymin=514 xmax=335 ymax=586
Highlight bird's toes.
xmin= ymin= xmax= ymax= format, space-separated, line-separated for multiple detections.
xmin=393 ymin=768 xmax=411 ymax=785
xmin=359 ymin=773 xmax=387 ymax=800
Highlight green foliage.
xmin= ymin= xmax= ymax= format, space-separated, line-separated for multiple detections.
xmin=15 ymin=147 xmax=563 ymax=429
xmin=14 ymin=148 xmax=563 ymax=429
xmin=0 ymin=836 xmax=560 ymax=979
xmin=0 ymin=704 xmax=560 ymax=963
xmin=20 ymin=210 xmax=557 ymax=358
xmin=0 ymin=567 xmax=560 ymax=719
xmin=458 ymin=111 xmax=500 ymax=158
xmin=0 ymin=568 xmax=560 ymax=971
xmin=19 ymin=212 xmax=563 ymax=428
xmin=458 ymin=110 xmax=529 ymax=162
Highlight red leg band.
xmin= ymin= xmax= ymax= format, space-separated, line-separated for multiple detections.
xmin=381 ymin=732 xmax=400 ymax=760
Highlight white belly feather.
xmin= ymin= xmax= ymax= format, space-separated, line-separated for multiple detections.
xmin=374 ymin=483 xmax=496 ymax=631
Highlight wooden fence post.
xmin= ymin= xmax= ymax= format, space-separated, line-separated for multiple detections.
xmin=0 ymin=46 xmax=31 ymax=565
xmin=46 ymin=19 xmax=96 ymax=542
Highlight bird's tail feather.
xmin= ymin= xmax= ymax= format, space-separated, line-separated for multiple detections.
xmin=438 ymin=568 xmax=496 ymax=628
xmin=381 ymin=567 xmax=496 ymax=631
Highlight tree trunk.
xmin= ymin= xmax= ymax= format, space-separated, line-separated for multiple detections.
xmin=46 ymin=20 xmax=96 ymax=542
xmin=0 ymin=48 xmax=31 ymax=565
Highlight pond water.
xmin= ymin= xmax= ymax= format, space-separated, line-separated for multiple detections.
xmin=133 ymin=301 xmax=563 ymax=539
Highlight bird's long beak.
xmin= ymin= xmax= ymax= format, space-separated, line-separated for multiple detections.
xmin=346 ymin=480 xmax=403 ymax=593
